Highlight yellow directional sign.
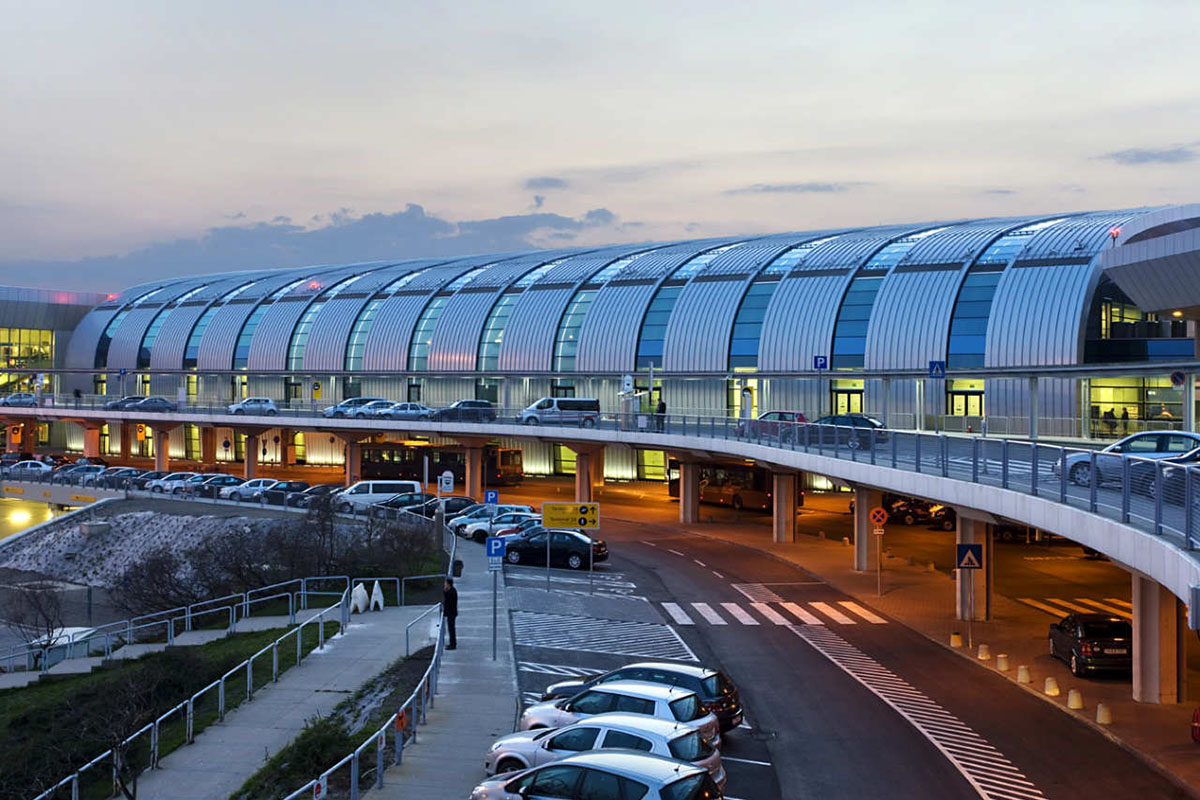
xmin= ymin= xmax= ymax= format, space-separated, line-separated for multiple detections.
xmin=542 ymin=502 xmax=600 ymax=529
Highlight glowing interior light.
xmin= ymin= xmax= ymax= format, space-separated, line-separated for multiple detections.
xmin=9 ymin=510 xmax=31 ymax=524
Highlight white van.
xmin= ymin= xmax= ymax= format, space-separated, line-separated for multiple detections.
xmin=333 ymin=480 xmax=422 ymax=513
xmin=521 ymin=397 xmax=601 ymax=427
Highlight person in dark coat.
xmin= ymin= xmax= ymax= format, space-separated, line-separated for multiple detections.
xmin=443 ymin=578 xmax=458 ymax=650
xmin=654 ymin=397 xmax=666 ymax=432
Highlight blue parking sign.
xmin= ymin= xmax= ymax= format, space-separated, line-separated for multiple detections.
xmin=486 ymin=536 xmax=506 ymax=558
xmin=484 ymin=489 xmax=499 ymax=505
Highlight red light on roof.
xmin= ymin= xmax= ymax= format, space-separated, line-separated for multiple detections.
xmin=308 ymin=280 xmax=321 ymax=290
xmin=106 ymin=293 xmax=118 ymax=301
xmin=1109 ymin=226 xmax=1121 ymax=239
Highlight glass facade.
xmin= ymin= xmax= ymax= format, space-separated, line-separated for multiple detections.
xmin=94 ymin=310 xmax=129 ymax=368
xmin=344 ymin=299 xmax=382 ymax=372
xmin=552 ymin=290 xmax=596 ymax=372
xmin=1089 ymin=376 xmax=1183 ymax=438
xmin=478 ymin=293 xmax=519 ymax=372
xmin=138 ymin=284 xmax=206 ymax=369
xmin=635 ymin=286 xmax=682 ymax=369
xmin=728 ymin=281 xmax=778 ymax=369
xmin=183 ymin=307 xmax=218 ymax=369
xmin=0 ymin=328 xmax=54 ymax=394
xmin=232 ymin=278 xmax=308 ymax=370
xmin=408 ymin=296 xmax=448 ymax=371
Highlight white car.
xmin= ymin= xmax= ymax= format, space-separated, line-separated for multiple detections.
xmin=448 ymin=504 xmax=534 ymax=535
xmin=1055 ymin=431 xmax=1200 ymax=486
xmin=332 ymin=480 xmax=422 ymax=512
xmin=471 ymin=751 xmax=720 ymax=800
xmin=220 ymin=478 xmax=278 ymax=501
xmin=349 ymin=400 xmax=397 ymax=419
xmin=5 ymin=460 xmax=52 ymax=479
xmin=145 ymin=472 xmax=198 ymax=494
xmin=378 ymin=402 xmax=433 ymax=420
xmin=484 ymin=713 xmax=725 ymax=789
xmin=227 ymin=397 xmax=279 ymax=416
xmin=72 ymin=465 xmax=108 ymax=486
xmin=460 ymin=511 xmax=538 ymax=543
xmin=518 ymin=681 xmax=721 ymax=747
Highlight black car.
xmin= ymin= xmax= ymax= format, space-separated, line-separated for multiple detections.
xmin=93 ymin=466 xmax=141 ymax=488
xmin=289 ymin=483 xmax=341 ymax=508
xmin=194 ymin=474 xmax=243 ymax=498
xmin=541 ymin=662 xmax=744 ymax=732
xmin=1048 ymin=613 xmax=1132 ymax=676
xmin=1129 ymin=447 xmax=1200 ymax=503
xmin=414 ymin=495 xmax=476 ymax=518
xmin=503 ymin=529 xmax=607 ymax=570
xmin=368 ymin=491 xmax=438 ymax=519
xmin=430 ymin=399 xmax=497 ymax=423
xmin=811 ymin=414 xmax=888 ymax=449
xmin=258 ymin=480 xmax=310 ymax=505
xmin=129 ymin=396 xmax=177 ymax=413
xmin=127 ymin=470 xmax=169 ymax=490
xmin=104 ymin=395 xmax=145 ymax=411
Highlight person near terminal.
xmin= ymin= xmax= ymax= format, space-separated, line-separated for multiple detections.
xmin=655 ymin=396 xmax=666 ymax=432
xmin=443 ymin=577 xmax=458 ymax=650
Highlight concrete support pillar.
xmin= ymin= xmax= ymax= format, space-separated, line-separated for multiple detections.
xmin=244 ymin=434 xmax=259 ymax=480
xmin=4 ymin=423 xmax=21 ymax=453
xmin=464 ymin=446 xmax=483 ymax=501
xmin=82 ymin=424 xmax=102 ymax=458
xmin=574 ymin=451 xmax=594 ymax=503
xmin=852 ymin=487 xmax=882 ymax=572
xmin=345 ymin=440 xmax=362 ymax=486
xmin=771 ymin=472 xmax=797 ymax=544
xmin=200 ymin=427 xmax=217 ymax=466
xmin=955 ymin=516 xmax=992 ymax=621
xmin=1029 ymin=376 xmax=1039 ymax=440
xmin=153 ymin=428 xmax=170 ymax=472
xmin=1132 ymin=575 xmax=1184 ymax=704
xmin=679 ymin=461 xmax=700 ymax=525
xmin=1184 ymin=374 xmax=1196 ymax=432
xmin=279 ymin=429 xmax=294 ymax=466
xmin=590 ymin=448 xmax=605 ymax=492
xmin=120 ymin=423 xmax=132 ymax=461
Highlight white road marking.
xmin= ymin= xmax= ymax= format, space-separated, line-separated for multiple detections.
xmin=838 ymin=601 xmax=887 ymax=624
xmin=1016 ymin=598 xmax=1068 ymax=617
xmin=810 ymin=601 xmax=855 ymax=624
xmin=750 ymin=602 xmax=790 ymax=625
xmin=661 ymin=602 xmax=695 ymax=625
xmin=667 ymin=549 xmax=686 ymax=557
xmin=779 ymin=602 xmax=823 ymax=625
xmin=712 ymin=571 xmax=725 ymax=579
xmin=732 ymin=583 xmax=785 ymax=602
xmin=694 ymin=559 xmax=707 ymax=567
xmin=690 ymin=602 xmax=727 ymax=625
xmin=512 ymin=611 xmax=697 ymax=661
xmin=1046 ymin=597 xmax=1098 ymax=614
xmin=517 ymin=661 xmax=606 ymax=677
xmin=643 ymin=541 xmax=658 ymax=547
xmin=794 ymin=625 xmax=1046 ymax=800
xmin=1073 ymin=598 xmax=1132 ymax=619
xmin=721 ymin=756 xmax=773 ymax=766
xmin=721 ymin=602 xmax=759 ymax=625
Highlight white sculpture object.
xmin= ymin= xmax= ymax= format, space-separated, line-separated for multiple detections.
xmin=370 ymin=580 xmax=385 ymax=611
xmin=351 ymin=583 xmax=370 ymax=614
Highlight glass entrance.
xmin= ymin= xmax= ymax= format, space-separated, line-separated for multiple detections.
xmin=831 ymin=379 xmax=863 ymax=414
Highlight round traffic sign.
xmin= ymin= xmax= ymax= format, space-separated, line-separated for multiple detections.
xmin=869 ymin=507 xmax=888 ymax=526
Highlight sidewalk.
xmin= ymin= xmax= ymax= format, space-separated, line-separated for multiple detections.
xmin=372 ymin=539 xmax=518 ymax=799
xmin=133 ymin=602 xmax=435 ymax=800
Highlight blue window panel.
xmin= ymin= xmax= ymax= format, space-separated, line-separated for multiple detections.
xmin=642 ymin=310 xmax=674 ymax=325
xmin=950 ymin=317 xmax=989 ymax=335
xmin=949 ymin=334 xmax=987 ymax=354
xmin=947 ymin=353 xmax=985 ymax=369
xmin=729 ymin=339 xmax=759 ymax=356
xmin=956 ymin=286 xmax=1001 ymax=302
xmin=834 ymin=320 xmax=870 ymax=337
xmin=832 ymin=354 xmax=865 ymax=369
xmin=833 ymin=337 xmax=867 ymax=356
xmin=731 ymin=323 xmax=762 ymax=339
xmin=1148 ymin=339 xmax=1196 ymax=359
xmin=838 ymin=305 xmax=874 ymax=322
xmin=953 ymin=301 xmax=995 ymax=318
xmin=639 ymin=340 xmax=664 ymax=358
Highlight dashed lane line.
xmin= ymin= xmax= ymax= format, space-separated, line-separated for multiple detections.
xmin=694 ymin=559 xmax=707 ymax=567
xmin=721 ymin=756 xmax=773 ymax=766
xmin=720 ymin=602 xmax=759 ymax=625
xmin=690 ymin=602 xmax=727 ymax=625
xmin=667 ymin=549 xmax=686 ymax=557
xmin=794 ymin=624 xmax=1046 ymax=800
xmin=809 ymin=601 xmax=855 ymax=624
xmin=838 ymin=600 xmax=887 ymax=624
xmin=661 ymin=602 xmax=695 ymax=625
xmin=779 ymin=602 xmax=823 ymax=625
xmin=750 ymin=602 xmax=790 ymax=625
xmin=712 ymin=571 xmax=725 ymax=579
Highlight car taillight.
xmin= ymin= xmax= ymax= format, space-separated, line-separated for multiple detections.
xmin=1081 ymin=643 xmax=1093 ymax=657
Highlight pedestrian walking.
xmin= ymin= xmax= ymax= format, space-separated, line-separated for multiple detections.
xmin=73 ymin=388 xmax=81 ymax=409
xmin=1120 ymin=407 xmax=1130 ymax=434
xmin=654 ymin=396 xmax=666 ymax=432
xmin=443 ymin=577 xmax=458 ymax=650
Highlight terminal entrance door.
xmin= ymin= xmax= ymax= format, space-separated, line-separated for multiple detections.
xmin=949 ymin=392 xmax=983 ymax=416
xmin=831 ymin=380 xmax=863 ymax=414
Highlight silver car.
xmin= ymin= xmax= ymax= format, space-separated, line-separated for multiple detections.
xmin=484 ymin=713 xmax=725 ymax=789
xmin=1055 ymin=431 xmax=1200 ymax=486
xmin=379 ymin=401 xmax=433 ymax=420
xmin=472 ymin=750 xmax=722 ymax=800
xmin=518 ymin=681 xmax=721 ymax=748
xmin=227 ymin=397 xmax=279 ymax=416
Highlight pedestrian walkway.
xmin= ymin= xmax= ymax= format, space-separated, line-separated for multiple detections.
xmin=371 ymin=542 xmax=518 ymax=800
xmin=657 ymin=598 xmax=888 ymax=626
xmin=132 ymin=602 xmax=434 ymax=800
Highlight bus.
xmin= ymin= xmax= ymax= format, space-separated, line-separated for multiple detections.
xmin=361 ymin=442 xmax=523 ymax=486
xmin=667 ymin=458 xmax=803 ymax=512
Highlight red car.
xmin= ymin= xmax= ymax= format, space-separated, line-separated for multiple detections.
xmin=737 ymin=410 xmax=808 ymax=440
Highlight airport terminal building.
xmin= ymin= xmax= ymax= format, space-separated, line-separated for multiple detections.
xmin=42 ymin=204 xmax=1200 ymax=476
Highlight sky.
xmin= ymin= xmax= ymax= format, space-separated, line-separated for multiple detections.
xmin=2 ymin=0 xmax=1200 ymax=291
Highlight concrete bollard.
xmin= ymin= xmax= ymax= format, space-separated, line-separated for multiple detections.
xmin=1096 ymin=703 xmax=1112 ymax=724
xmin=842 ymin=537 xmax=850 ymax=547
xmin=1044 ymin=677 xmax=1060 ymax=697
xmin=926 ymin=562 xmax=936 ymax=572
xmin=950 ymin=632 xmax=963 ymax=648
xmin=977 ymin=644 xmax=991 ymax=660
xmin=996 ymin=654 xmax=1010 ymax=671
xmin=1067 ymin=689 xmax=1083 ymax=709
xmin=1016 ymin=665 xmax=1032 ymax=684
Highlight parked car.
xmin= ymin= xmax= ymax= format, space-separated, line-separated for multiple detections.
xmin=75 ymin=465 xmax=115 ymax=487
xmin=221 ymin=478 xmax=278 ymax=501
xmin=322 ymin=397 xmax=388 ymax=418
xmin=127 ymin=470 xmax=169 ymax=490
xmin=412 ymin=495 xmax=477 ymax=518
xmin=350 ymin=400 xmax=398 ymax=419
xmin=378 ymin=401 xmax=434 ymax=420
xmin=0 ymin=452 xmax=28 ymax=468
xmin=248 ymin=480 xmax=307 ymax=504
xmin=5 ymin=460 xmax=52 ymax=480
xmin=73 ymin=456 xmax=109 ymax=467
xmin=145 ymin=472 xmax=197 ymax=493
xmin=448 ymin=504 xmax=534 ymax=535
xmin=736 ymin=410 xmax=808 ymax=440
xmin=540 ymin=661 xmax=743 ymax=733
xmin=496 ymin=516 xmax=543 ymax=538
xmin=810 ymin=414 xmax=888 ymax=449
xmin=1128 ymin=446 xmax=1200 ymax=501
xmin=128 ymin=396 xmax=177 ymax=413
xmin=54 ymin=465 xmax=105 ymax=485
xmin=94 ymin=467 xmax=145 ymax=489
xmin=519 ymin=680 xmax=721 ymax=746
xmin=332 ymin=480 xmax=422 ymax=513
xmin=194 ymin=474 xmax=243 ymax=498
xmin=104 ymin=395 xmax=146 ymax=410
xmin=0 ymin=392 xmax=38 ymax=407
xmin=520 ymin=397 xmax=601 ymax=427
xmin=227 ymin=397 xmax=279 ymax=416
xmin=461 ymin=511 xmax=538 ymax=543
xmin=483 ymin=713 xmax=725 ymax=788
xmin=177 ymin=473 xmax=224 ymax=495
xmin=1055 ymin=431 xmax=1200 ymax=487
xmin=1048 ymin=613 xmax=1132 ymax=676
xmin=504 ymin=529 xmax=608 ymax=569
xmin=430 ymin=399 xmax=497 ymax=423
xmin=471 ymin=751 xmax=722 ymax=800
xmin=368 ymin=491 xmax=438 ymax=519
xmin=289 ymin=483 xmax=341 ymax=508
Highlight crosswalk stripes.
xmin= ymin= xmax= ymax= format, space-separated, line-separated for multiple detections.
xmin=661 ymin=602 xmax=695 ymax=625
xmin=810 ymin=601 xmax=856 ymax=624
xmin=1015 ymin=596 xmax=1132 ymax=620
xmin=720 ymin=602 xmax=759 ymax=625
xmin=653 ymin=599 xmax=890 ymax=627
xmin=518 ymin=661 xmax=606 ymax=677
xmin=691 ymin=602 xmax=727 ymax=625
xmin=750 ymin=602 xmax=789 ymax=625
xmin=838 ymin=600 xmax=887 ymax=624
xmin=512 ymin=610 xmax=698 ymax=661
xmin=732 ymin=583 xmax=786 ymax=602
xmin=779 ymin=602 xmax=823 ymax=625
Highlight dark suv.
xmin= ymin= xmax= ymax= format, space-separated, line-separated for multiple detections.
xmin=1049 ymin=613 xmax=1132 ymax=676
xmin=812 ymin=413 xmax=888 ymax=449
xmin=541 ymin=661 xmax=743 ymax=732
xmin=430 ymin=399 xmax=497 ymax=423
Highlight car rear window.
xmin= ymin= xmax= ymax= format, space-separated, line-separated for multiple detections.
xmin=668 ymin=695 xmax=703 ymax=722
xmin=662 ymin=773 xmax=721 ymax=800
xmin=1081 ymin=620 xmax=1131 ymax=639
xmin=668 ymin=731 xmax=713 ymax=761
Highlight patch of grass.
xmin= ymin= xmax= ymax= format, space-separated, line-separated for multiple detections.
xmin=231 ymin=646 xmax=435 ymax=800
xmin=1 ymin=620 xmax=339 ymax=800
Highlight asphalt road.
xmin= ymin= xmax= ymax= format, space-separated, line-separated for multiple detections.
xmin=503 ymin=526 xmax=1191 ymax=800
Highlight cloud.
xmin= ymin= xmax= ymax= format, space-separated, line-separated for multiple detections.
xmin=725 ymin=181 xmax=864 ymax=195
xmin=1098 ymin=145 xmax=1198 ymax=165
xmin=0 ymin=204 xmax=628 ymax=291
xmin=523 ymin=176 xmax=569 ymax=190
xmin=530 ymin=195 xmax=545 ymax=210
xmin=980 ymin=188 xmax=1017 ymax=195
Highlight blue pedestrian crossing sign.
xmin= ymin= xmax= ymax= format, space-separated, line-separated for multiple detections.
xmin=813 ymin=355 xmax=829 ymax=370
xmin=956 ymin=543 xmax=983 ymax=570
xmin=928 ymin=360 xmax=946 ymax=379
xmin=484 ymin=489 xmax=499 ymax=505
xmin=486 ymin=536 xmax=506 ymax=558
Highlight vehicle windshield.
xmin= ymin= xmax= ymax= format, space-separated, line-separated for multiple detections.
xmin=1081 ymin=620 xmax=1131 ymax=639
xmin=669 ymin=694 xmax=703 ymax=722
xmin=668 ymin=731 xmax=713 ymax=761
xmin=662 ymin=773 xmax=721 ymax=800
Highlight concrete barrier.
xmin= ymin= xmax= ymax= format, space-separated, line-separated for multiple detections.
xmin=1097 ymin=703 xmax=1113 ymax=724
xmin=996 ymin=653 xmax=1010 ymax=671
xmin=950 ymin=632 xmax=963 ymax=648
xmin=1044 ymin=677 xmax=1061 ymax=696
xmin=977 ymin=644 xmax=991 ymax=660
xmin=1067 ymin=689 xmax=1084 ymax=709
xmin=1017 ymin=665 xmax=1032 ymax=683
